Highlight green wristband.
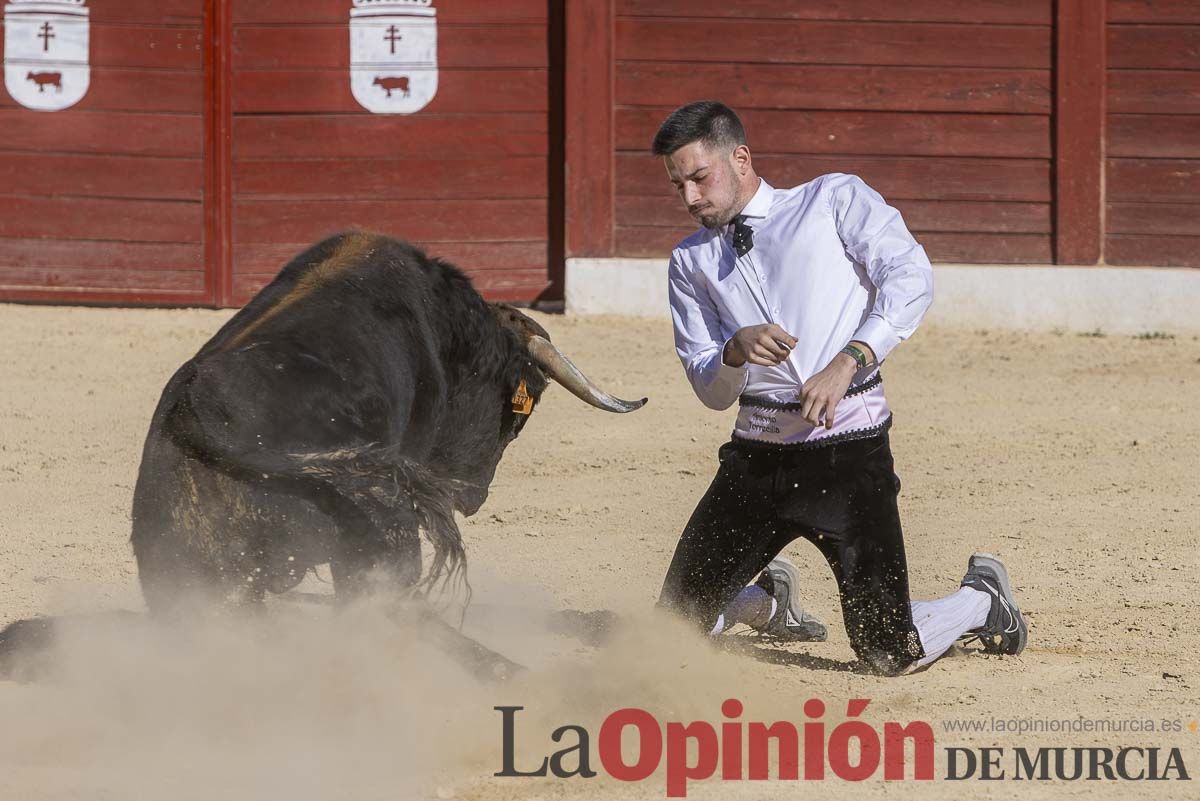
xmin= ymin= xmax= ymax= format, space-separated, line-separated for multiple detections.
xmin=841 ymin=344 xmax=868 ymax=369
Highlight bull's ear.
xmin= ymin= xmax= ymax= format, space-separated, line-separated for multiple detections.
xmin=489 ymin=303 xmax=551 ymax=343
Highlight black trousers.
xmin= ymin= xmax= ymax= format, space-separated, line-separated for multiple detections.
xmin=658 ymin=430 xmax=925 ymax=674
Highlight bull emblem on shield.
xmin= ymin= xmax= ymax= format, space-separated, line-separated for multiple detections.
xmin=349 ymin=0 xmax=437 ymax=114
xmin=3 ymin=0 xmax=89 ymax=111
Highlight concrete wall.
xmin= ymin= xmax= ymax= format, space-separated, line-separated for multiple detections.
xmin=566 ymin=259 xmax=1199 ymax=334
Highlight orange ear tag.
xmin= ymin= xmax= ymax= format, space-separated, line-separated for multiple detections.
xmin=511 ymin=379 xmax=534 ymax=415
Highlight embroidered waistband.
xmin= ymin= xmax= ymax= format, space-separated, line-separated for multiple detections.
xmin=739 ymin=371 xmax=882 ymax=411
xmin=731 ymin=414 xmax=892 ymax=451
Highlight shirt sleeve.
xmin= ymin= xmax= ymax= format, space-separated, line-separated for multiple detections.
xmin=826 ymin=174 xmax=934 ymax=362
xmin=667 ymin=249 xmax=749 ymax=410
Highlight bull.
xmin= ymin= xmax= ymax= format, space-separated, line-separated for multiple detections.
xmin=2 ymin=232 xmax=645 ymax=680
xmin=373 ymin=75 xmax=410 ymax=98
xmin=26 ymin=71 xmax=62 ymax=92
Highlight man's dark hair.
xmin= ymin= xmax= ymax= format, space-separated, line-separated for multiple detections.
xmin=651 ymin=101 xmax=746 ymax=157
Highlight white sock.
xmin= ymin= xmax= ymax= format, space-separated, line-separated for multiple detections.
xmin=710 ymin=586 xmax=777 ymax=635
xmin=909 ymin=586 xmax=991 ymax=668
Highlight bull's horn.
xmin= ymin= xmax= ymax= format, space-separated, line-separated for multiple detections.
xmin=525 ymin=335 xmax=647 ymax=414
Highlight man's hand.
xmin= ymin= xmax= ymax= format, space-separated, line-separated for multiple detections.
xmin=800 ymin=341 xmax=876 ymax=429
xmin=723 ymin=324 xmax=798 ymax=368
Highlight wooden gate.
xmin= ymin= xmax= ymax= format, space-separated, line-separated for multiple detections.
xmin=0 ymin=0 xmax=209 ymax=304
xmin=0 ymin=0 xmax=562 ymax=306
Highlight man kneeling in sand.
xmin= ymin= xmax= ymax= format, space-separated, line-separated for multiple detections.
xmin=652 ymin=101 xmax=1028 ymax=675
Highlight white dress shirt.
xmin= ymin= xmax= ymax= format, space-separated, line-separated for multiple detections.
xmin=667 ymin=173 xmax=934 ymax=446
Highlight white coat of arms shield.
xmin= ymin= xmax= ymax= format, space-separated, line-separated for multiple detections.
xmin=349 ymin=0 xmax=437 ymax=115
xmin=4 ymin=0 xmax=90 ymax=112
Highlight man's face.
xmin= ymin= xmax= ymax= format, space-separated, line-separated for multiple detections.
xmin=663 ymin=140 xmax=746 ymax=230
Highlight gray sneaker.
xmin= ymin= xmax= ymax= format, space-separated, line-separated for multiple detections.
xmin=754 ymin=557 xmax=827 ymax=642
xmin=959 ymin=553 xmax=1028 ymax=655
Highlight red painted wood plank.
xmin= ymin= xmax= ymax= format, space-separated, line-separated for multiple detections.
xmin=233 ymin=199 xmax=547 ymax=244
xmin=0 ymin=69 xmax=203 ymax=113
xmin=233 ymin=0 xmax=548 ymax=25
xmin=0 ymin=154 xmax=202 ymax=201
xmin=90 ymin=0 xmax=203 ymax=26
xmin=233 ymin=114 xmax=549 ymax=159
xmin=1108 ymin=0 xmax=1200 ymax=24
xmin=1107 ymin=158 xmax=1200 ymax=202
xmin=1108 ymin=70 xmax=1200 ymax=114
xmin=616 ymin=64 xmax=1052 ymax=114
xmin=1055 ymin=0 xmax=1105 ymax=264
xmin=232 ymin=69 xmax=547 ymax=113
xmin=614 ymin=225 xmax=1052 ymax=262
xmin=1108 ymin=114 xmax=1200 ymax=158
xmin=90 ymin=24 xmax=204 ymax=70
xmin=468 ymin=268 xmax=551 ymax=298
xmin=617 ymin=196 xmax=1051 ymax=232
xmin=1105 ymin=235 xmax=1200 ymax=266
xmin=1108 ymin=24 xmax=1200 ymax=70
xmin=0 ymin=239 xmax=202 ymax=272
xmin=0 ymin=287 xmax=210 ymax=305
xmin=232 ymin=240 xmax=547 ymax=276
xmin=0 ymin=267 xmax=205 ymax=293
xmin=616 ymin=0 xmax=1051 ymax=24
xmin=420 ymin=241 xmax=548 ymax=272
xmin=918 ymin=232 xmax=1052 ymax=262
xmin=898 ymin=200 xmax=1052 ymax=234
xmin=234 ymin=157 xmax=547 ymax=200
xmin=565 ymin=0 xmax=615 ymax=258
xmin=618 ymin=108 xmax=1051 ymax=158
xmin=0 ymin=110 xmax=202 ymax=157
xmin=233 ymin=267 xmax=551 ymax=306
xmin=208 ymin=0 xmax=235 ymax=306
xmin=616 ymin=19 xmax=1049 ymax=69
xmin=0 ymin=196 xmax=202 ymax=242
xmin=1108 ymin=202 xmax=1200 ymax=236
xmin=233 ymin=25 xmax=547 ymax=69
xmin=617 ymin=154 xmax=1052 ymax=202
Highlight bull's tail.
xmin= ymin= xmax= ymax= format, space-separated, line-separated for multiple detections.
xmin=286 ymin=444 xmax=471 ymax=605
xmin=163 ymin=379 xmax=471 ymax=607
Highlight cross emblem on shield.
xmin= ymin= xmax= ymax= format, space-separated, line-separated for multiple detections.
xmin=349 ymin=0 xmax=438 ymax=114
xmin=4 ymin=0 xmax=90 ymax=112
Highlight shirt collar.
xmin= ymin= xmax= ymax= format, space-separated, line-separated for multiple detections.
xmin=737 ymin=178 xmax=774 ymax=220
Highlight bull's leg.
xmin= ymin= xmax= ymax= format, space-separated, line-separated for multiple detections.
xmin=327 ymin=497 xmax=422 ymax=600
xmin=330 ymin=530 xmax=421 ymax=599
xmin=326 ymin=498 xmax=522 ymax=682
xmin=412 ymin=609 xmax=524 ymax=683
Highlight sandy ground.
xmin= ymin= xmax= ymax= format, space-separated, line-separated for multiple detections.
xmin=0 ymin=302 xmax=1198 ymax=800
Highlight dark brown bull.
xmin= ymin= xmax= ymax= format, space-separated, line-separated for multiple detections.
xmin=373 ymin=75 xmax=410 ymax=98
xmin=26 ymin=71 xmax=62 ymax=92
xmin=0 ymin=232 xmax=645 ymax=683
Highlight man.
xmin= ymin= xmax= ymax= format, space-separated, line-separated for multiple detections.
xmin=653 ymin=101 xmax=1027 ymax=675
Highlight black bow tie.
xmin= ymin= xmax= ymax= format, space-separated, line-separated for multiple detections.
xmin=731 ymin=215 xmax=754 ymax=257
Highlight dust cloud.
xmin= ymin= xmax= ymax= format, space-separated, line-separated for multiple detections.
xmin=0 ymin=567 xmax=762 ymax=801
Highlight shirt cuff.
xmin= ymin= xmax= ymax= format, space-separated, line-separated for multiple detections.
xmin=852 ymin=316 xmax=902 ymax=363
xmin=714 ymin=336 xmax=750 ymax=394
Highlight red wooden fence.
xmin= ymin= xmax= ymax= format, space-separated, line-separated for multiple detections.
xmin=0 ymin=0 xmax=1195 ymax=308
xmin=1106 ymin=0 xmax=1200 ymax=266
xmin=604 ymin=0 xmax=1055 ymax=263
xmin=0 ymin=0 xmax=208 ymax=304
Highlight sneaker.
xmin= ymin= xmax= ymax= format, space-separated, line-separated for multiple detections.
xmin=754 ymin=557 xmax=827 ymax=642
xmin=959 ymin=552 xmax=1028 ymax=655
